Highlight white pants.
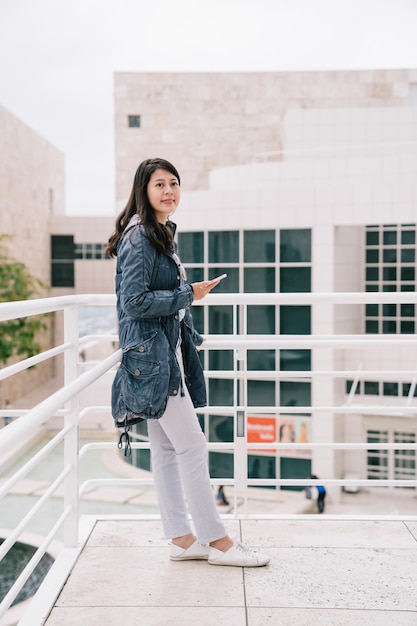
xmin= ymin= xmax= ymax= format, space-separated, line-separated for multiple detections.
xmin=147 ymin=346 xmax=226 ymax=544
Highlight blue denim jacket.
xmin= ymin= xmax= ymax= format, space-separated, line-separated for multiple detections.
xmin=111 ymin=218 xmax=206 ymax=423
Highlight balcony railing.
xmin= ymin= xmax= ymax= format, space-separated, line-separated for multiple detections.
xmin=1 ymin=292 xmax=417 ymax=622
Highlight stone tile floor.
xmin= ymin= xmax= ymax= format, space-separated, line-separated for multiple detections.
xmin=37 ymin=517 xmax=417 ymax=626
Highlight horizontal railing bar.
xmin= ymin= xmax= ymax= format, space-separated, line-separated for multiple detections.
xmin=79 ymin=440 xmax=417 ymax=453
xmin=203 ymin=336 xmax=417 ymax=349
xmin=0 ymin=343 xmax=73 ymax=381
xmin=79 ymin=476 xmax=417 ymax=493
xmin=193 ymin=404 xmax=417 ymax=415
xmin=2 ymin=289 xmax=417 ymax=322
xmin=203 ymin=369 xmax=417 ymax=380
xmin=0 ymin=294 xmax=116 ymax=322
xmin=248 ymin=478 xmax=417 ymax=487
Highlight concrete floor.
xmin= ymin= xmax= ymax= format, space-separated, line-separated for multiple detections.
xmin=38 ymin=517 xmax=417 ymax=626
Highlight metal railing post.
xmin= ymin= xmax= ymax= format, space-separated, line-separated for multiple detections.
xmin=63 ymin=306 xmax=80 ymax=547
xmin=234 ymin=347 xmax=248 ymax=506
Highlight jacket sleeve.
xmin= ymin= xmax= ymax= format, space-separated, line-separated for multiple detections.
xmin=118 ymin=227 xmax=194 ymax=319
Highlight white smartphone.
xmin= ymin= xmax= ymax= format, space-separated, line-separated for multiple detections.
xmin=209 ymin=273 xmax=227 ymax=283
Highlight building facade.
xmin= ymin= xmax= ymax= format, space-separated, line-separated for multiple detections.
xmin=115 ymin=70 xmax=417 ymax=496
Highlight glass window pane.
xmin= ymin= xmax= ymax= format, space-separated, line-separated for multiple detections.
xmin=51 ymin=235 xmax=74 ymax=259
xmin=382 ymin=304 xmax=396 ymax=317
xmin=383 ymin=249 xmax=397 ymax=263
xmin=209 ymin=379 xmax=233 ymax=405
xmin=366 ymin=231 xmax=379 ymax=245
xmin=248 ymin=456 xmax=276 ymax=480
xmin=383 ymin=382 xmax=398 ymax=396
xmin=382 ymin=320 xmax=397 ymax=333
xmin=248 ymin=380 xmax=275 ymax=406
xmin=383 ymin=231 xmax=397 ymax=245
xmin=401 ymin=321 xmax=415 ymax=334
xmin=209 ymin=305 xmax=234 ymax=334
xmin=247 ymin=305 xmax=275 ymax=334
xmin=366 ymin=267 xmax=379 ymax=281
xmin=244 ymin=268 xmax=275 ymax=293
xmin=280 ymin=381 xmax=311 ymax=407
xmin=184 ymin=267 xmax=204 ymax=283
xmin=366 ymin=320 xmax=379 ymax=333
xmin=401 ymin=248 xmax=415 ymax=263
xmin=244 ymin=230 xmax=275 ymax=262
xmin=383 ymin=267 xmax=396 ymax=281
xmin=248 ymin=350 xmax=276 ymax=371
xmin=209 ymin=231 xmax=239 ymax=262
xmin=366 ymin=249 xmax=379 ymax=263
xmin=209 ymin=415 xmax=234 ymax=442
xmin=366 ymin=304 xmax=378 ymax=316
xmin=51 ymin=262 xmax=74 ymax=287
xmin=401 ymin=230 xmax=415 ymax=245
xmin=401 ymin=304 xmax=415 ymax=317
xmin=178 ymin=232 xmax=204 ymax=263
xmin=364 ymin=381 xmax=379 ymax=395
xmin=280 ymin=267 xmax=311 ymax=292
xmin=209 ymin=267 xmax=239 ymax=292
xmin=280 ymin=229 xmax=311 ymax=262
xmin=280 ymin=306 xmax=311 ymax=335
xmin=401 ymin=267 xmax=415 ymax=281
xmin=209 ymin=350 xmax=233 ymax=371
xmin=280 ymin=350 xmax=311 ymax=371
xmin=128 ymin=115 xmax=141 ymax=127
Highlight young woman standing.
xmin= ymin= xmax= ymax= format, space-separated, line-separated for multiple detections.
xmin=107 ymin=158 xmax=269 ymax=567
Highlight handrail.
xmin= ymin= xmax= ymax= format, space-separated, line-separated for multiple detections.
xmin=1 ymin=292 xmax=417 ymax=621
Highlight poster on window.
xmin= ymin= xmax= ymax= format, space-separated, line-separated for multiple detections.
xmin=247 ymin=415 xmax=311 ymax=456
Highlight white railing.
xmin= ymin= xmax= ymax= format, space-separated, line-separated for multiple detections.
xmin=1 ymin=292 xmax=417 ymax=619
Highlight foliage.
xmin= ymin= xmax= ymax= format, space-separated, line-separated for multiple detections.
xmin=0 ymin=235 xmax=48 ymax=365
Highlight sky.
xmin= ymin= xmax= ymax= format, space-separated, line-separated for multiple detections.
xmin=1 ymin=0 xmax=417 ymax=216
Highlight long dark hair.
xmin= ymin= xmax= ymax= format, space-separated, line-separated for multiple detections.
xmin=106 ymin=157 xmax=181 ymax=257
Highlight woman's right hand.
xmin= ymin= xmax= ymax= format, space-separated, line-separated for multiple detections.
xmin=191 ymin=278 xmax=221 ymax=301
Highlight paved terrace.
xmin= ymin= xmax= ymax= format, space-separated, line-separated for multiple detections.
xmin=5 ymin=374 xmax=417 ymax=626
xmin=24 ymin=515 xmax=417 ymax=626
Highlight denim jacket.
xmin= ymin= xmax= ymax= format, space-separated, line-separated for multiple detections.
xmin=111 ymin=217 xmax=206 ymax=423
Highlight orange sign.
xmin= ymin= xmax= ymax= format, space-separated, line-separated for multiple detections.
xmin=247 ymin=415 xmax=277 ymax=455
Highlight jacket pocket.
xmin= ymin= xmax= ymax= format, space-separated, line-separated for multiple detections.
xmin=120 ymin=351 xmax=161 ymax=415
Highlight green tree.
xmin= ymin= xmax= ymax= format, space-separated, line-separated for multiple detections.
xmin=0 ymin=235 xmax=47 ymax=364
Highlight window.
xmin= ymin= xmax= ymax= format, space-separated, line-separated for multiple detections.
xmin=367 ymin=428 xmax=416 ymax=485
xmin=365 ymin=224 xmax=417 ymax=334
xmin=280 ymin=229 xmax=311 ymax=262
xmin=244 ymin=230 xmax=275 ymax=262
xmin=209 ymin=231 xmax=238 ymax=262
xmin=178 ymin=232 xmax=204 ymax=263
xmin=128 ymin=115 xmax=141 ymax=127
xmin=280 ymin=267 xmax=311 ymax=293
xmin=51 ymin=235 xmax=74 ymax=287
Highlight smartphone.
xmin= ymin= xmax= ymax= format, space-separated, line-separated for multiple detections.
xmin=209 ymin=273 xmax=227 ymax=283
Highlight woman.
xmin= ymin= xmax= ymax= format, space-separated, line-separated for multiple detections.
xmin=106 ymin=158 xmax=269 ymax=567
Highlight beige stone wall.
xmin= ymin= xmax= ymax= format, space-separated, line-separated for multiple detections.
xmin=0 ymin=104 xmax=65 ymax=404
xmin=49 ymin=215 xmax=115 ymax=295
xmin=114 ymin=69 xmax=413 ymax=204
xmin=0 ymin=104 xmax=65 ymax=284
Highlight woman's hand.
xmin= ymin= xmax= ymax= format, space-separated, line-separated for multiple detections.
xmin=191 ymin=278 xmax=221 ymax=301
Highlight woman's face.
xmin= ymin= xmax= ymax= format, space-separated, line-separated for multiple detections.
xmin=147 ymin=168 xmax=180 ymax=223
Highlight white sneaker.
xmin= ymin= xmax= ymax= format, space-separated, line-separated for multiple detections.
xmin=170 ymin=540 xmax=209 ymax=561
xmin=208 ymin=541 xmax=270 ymax=567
